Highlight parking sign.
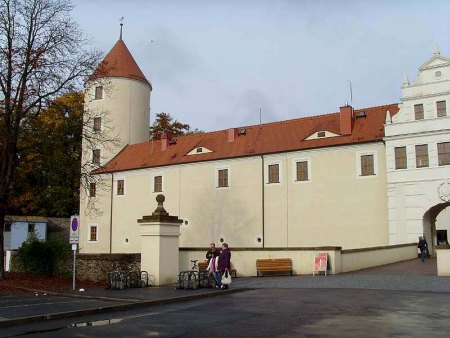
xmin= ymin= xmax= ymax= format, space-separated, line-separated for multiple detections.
xmin=69 ymin=215 xmax=80 ymax=244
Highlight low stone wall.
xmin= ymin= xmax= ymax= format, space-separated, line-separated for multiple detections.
xmin=341 ymin=243 xmax=417 ymax=273
xmin=76 ymin=253 xmax=141 ymax=283
xmin=180 ymin=247 xmax=342 ymax=276
xmin=180 ymin=244 xmax=418 ymax=276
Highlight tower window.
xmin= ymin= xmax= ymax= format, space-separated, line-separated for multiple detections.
xmin=92 ymin=149 xmax=101 ymax=164
xmin=93 ymin=117 xmax=102 ymax=132
xmin=89 ymin=183 xmax=96 ymax=197
xmin=95 ymin=86 xmax=103 ymax=100
xmin=414 ymin=104 xmax=424 ymax=120
xmin=394 ymin=147 xmax=407 ymax=169
xmin=437 ymin=101 xmax=447 ymax=117
xmin=89 ymin=225 xmax=98 ymax=242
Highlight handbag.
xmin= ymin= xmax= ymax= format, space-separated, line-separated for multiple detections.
xmin=221 ymin=269 xmax=232 ymax=285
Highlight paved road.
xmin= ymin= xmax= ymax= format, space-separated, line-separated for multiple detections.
xmin=0 ymin=293 xmax=127 ymax=320
xmin=2 ymin=288 xmax=450 ymax=338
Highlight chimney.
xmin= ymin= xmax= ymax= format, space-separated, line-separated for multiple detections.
xmin=161 ymin=132 xmax=171 ymax=151
xmin=340 ymin=104 xmax=353 ymax=135
xmin=227 ymin=128 xmax=236 ymax=142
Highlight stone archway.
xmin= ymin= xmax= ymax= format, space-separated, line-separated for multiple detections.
xmin=423 ymin=202 xmax=450 ymax=256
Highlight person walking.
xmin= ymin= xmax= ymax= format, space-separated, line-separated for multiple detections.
xmin=418 ymin=236 xmax=428 ymax=262
xmin=218 ymin=243 xmax=231 ymax=289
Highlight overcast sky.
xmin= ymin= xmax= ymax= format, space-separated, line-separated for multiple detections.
xmin=73 ymin=0 xmax=450 ymax=132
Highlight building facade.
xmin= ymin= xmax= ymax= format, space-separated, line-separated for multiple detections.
xmin=79 ymin=40 xmax=449 ymax=257
xmin=384 ymin=46 xmax=450 ymax=254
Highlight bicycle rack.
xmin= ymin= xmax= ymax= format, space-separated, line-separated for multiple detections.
xmin=107 ymin=270 xmax=151 ymax=290
xmin=177 ymin=270 xmax=215 ymax=290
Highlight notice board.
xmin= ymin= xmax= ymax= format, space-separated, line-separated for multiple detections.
xmin=313 ymin=252 xmax=328 ymax=276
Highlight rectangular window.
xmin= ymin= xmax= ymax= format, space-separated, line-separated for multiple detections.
xmin=394 ymin=146 xmax=407 ymax=169
xmin=414 ymin=104 xmax=424 ymax=120
xmin=92 ymin=149 xmax=100 ymax=164
xmin=28 ymin=223 xmax=35 ymax=233
xmin=415 ymin=145 xmax=429 ymax=168
xmin=89 ymin=225 xmax=97 ymax=242
xmin=94 ymin=86 xmax=103 ymax=100
xmin=217 ymin=169 xmax=229 ymax=187
xmin=117 ymin=179 xmax=125 ymax=195
xmin=93 ymin=117 xmax=102 ymax=132
xmin=437 ymin=101 xmax=447 ymax=117
xmin=154 ymin=175 xmax=163 ymax=192
xmin=4 ymin=222 xmax=11 ymax=232
xmin=438 ymin=142 xmax=450 ymax=166
xmin=89 ymin=183 xmax=96 ymax=197
xmin=360 ymin=155 xmax=374 ymax=176
xmin=268 ymin=164 xmax=280 ymax=183
xmin=296 ymin=161 xmax=309 ymax=181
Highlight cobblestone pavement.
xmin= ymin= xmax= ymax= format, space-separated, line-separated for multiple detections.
xmin=232 ymin=258 xmax=450 ymax=292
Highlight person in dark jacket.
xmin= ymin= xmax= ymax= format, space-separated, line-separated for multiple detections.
xmin=218 ymin=243 xmax=231 ymax=289
xmin=418 ymin=236 xmax=428 ymax=262
xmin=205 ymin=243 xmax=220 ymax=262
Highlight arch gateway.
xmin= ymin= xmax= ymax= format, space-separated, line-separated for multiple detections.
xmin=384 ymin=45 xmax=450 ymax=256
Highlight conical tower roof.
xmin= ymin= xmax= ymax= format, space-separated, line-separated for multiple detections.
xmin=91 ymin=39 xmax=151 ymax=87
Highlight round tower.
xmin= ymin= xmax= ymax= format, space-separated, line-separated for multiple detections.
xmin=84 ymin=37 xmax=151 ymax=166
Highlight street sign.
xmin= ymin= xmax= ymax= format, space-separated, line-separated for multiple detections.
xmin=69 ymin=215 xmax=80 ymax=244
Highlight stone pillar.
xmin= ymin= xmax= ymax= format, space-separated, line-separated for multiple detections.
xmin=138 ymin=194 xmax=182 ymax=286
xmin=436 ymin=245 xmax=450 ymax=276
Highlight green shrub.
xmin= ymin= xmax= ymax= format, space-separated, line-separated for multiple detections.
xmin=16 ymin=232 xmax=71 ymax=276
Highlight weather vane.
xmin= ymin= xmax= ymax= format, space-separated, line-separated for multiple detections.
xmin=119 ymin=17 xmax=124 ymax=40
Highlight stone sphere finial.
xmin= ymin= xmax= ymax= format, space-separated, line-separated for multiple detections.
xmin=156 ymin=194 xmax=165 ymax=204
xmin=153 ymin=194 xmax=168 ymax=216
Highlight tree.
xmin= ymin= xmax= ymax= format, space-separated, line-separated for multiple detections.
xmin=149 ymin=112 xmax=203 ymax=140
xmin=8 ymin=92 xmax=84 ymax=217
xmin=0 ymin=0 xmax=101 ymax=280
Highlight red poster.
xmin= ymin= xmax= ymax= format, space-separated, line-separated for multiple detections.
xmin=314 ymin=252 xmax=328 ymax=273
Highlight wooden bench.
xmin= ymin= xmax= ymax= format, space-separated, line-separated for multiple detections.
xmin=199 ymin=261 xmax=237 ymax=277
xmin=256 ymin=258 xmax=293 ymax=276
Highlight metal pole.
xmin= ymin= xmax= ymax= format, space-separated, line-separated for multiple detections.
xmin=72 ymin=246 xmax=76 ymax=291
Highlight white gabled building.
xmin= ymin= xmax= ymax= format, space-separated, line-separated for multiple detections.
xmin=384 ymin=45 xmax=450 ymax=253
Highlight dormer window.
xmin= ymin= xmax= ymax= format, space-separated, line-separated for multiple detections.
xmin=317 ymin=131 xmax=326 ymax=138
xmin=187 ymin=146 xmax=213 ymax=156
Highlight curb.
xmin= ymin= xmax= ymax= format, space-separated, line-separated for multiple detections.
xmin=2 ymin=285 xmax=141 ymax=303
xmin=0 ymin=288 xmax=250 ymax=329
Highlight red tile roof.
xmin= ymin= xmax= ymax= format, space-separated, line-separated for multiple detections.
xmin=95 ymin=104 xmax=398 ymax=174
xmin=91 ymin=39 xmax=151 ymax=87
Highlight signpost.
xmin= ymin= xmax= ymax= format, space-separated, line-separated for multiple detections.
xmin=70 ymin=215 xmax=79 ymax=291
xmin=313 ymin=252 xmax=328 ymax=276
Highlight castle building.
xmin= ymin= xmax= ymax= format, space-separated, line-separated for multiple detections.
xmin=79 ymin=38 xmax=450 ymax=269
